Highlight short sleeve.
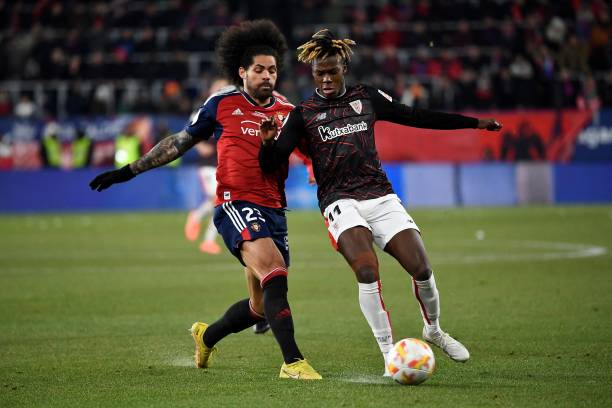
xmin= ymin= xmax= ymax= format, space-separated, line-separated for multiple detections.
xmin=184 ymin=97 xmax=221 ymax=140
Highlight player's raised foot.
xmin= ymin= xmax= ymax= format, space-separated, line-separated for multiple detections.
xmin=184 ymin=212 xmax=201 ymax=241
xmin=279 ymin=359 xmax=322 ymax=380
xmin=190 ymin=322 xmax=217 ymax=368
xmin=252 ymin=320 xmax=270 ymax=334
xmin=422 ymin=327 xmax=469 ymax=362
xmin=199 ymin=240 xmax=221 ymax=254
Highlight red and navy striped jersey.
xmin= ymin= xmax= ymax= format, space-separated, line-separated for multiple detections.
xmin=185 ymin=86 xmax=294 ymax=208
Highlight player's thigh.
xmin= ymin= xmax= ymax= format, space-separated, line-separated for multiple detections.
xmin=337 ymin=226 xmax=379 ymax=283
xmin=364 ymin=195 xmax=420 ymax=250
xmin=384 ymin=228 xmax=432 ymax=280
xmin=214 ymin=201 xmax=289 ymax=267
xmin=324 ymin=198 xmax=370 ymax=249
xmin=241 ymin=238 xmax=286 ymax=282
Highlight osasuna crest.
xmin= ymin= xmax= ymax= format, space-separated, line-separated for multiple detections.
xmin=349 ymin=100 xmax=362 ymax=114
xmin=250 ymin=222 xmax=261 ymax=232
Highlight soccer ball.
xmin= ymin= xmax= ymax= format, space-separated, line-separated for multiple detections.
xmin=386 ymin=338 xmax=435 ymax=385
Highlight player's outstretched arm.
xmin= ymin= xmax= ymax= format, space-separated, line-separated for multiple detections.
xmin=366 ymin=86 xmax=503 ymax=131
xmin=89 ymin=130 xmax=200 ymax=192
xmin=130 ymin=130 xmax=199 ymax=174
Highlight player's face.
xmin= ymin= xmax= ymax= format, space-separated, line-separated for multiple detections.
xmin=312 ymin=55 xmax=346 ymax=98
xmin=240 ymin=55 xmax=277 ymax=104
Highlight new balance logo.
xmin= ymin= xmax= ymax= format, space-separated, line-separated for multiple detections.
xmin=316 ymin=112 xmax=327 ymax=121
xmin=232 ymin=108 xmax=244 ymax=116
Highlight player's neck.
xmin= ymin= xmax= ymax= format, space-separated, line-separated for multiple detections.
xmin=315 ymin=86 xmax=347 ymax=99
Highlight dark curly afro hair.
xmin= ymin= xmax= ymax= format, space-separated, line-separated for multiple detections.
xmin=216 ymin=19 xmax=288 ymax=86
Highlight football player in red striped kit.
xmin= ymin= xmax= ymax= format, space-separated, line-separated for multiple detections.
xmin=260 ymin=29 xmax=502 ymax=376
xmin=89 ymin=20 xmax=321 ymax=380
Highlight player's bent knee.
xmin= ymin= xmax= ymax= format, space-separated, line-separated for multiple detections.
xmin=355 ymin=265 xmax=379 ymax=283
xmin=260 ymin=266 xmax=288 ymax=288
xmin=249 ymin=298 xmax=265 ymax=318
xmin=412 ymin=265 xmax=432 ymax=281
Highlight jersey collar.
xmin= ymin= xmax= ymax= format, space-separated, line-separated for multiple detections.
xmin=315 ymin=87 xmax=347 ymax=100
xmin=240 ymin=90 xmax=276 ymax=108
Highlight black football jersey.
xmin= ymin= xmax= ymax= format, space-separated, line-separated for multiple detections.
xmin=260 ymin=84 xmax=478 ymax=211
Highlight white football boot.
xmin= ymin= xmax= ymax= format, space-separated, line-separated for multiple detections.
xmin=422 ymin=327 xmax=470 ymax=362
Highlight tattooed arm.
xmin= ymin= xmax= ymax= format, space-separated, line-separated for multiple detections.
xmin=89 ymin=129 xmax=203 ymax=192
xmin=130 ymin=130 xmax=201 ymax=175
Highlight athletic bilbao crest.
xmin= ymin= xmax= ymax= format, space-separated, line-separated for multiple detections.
xmin=349 ymin=100 xmax=362 ymax=114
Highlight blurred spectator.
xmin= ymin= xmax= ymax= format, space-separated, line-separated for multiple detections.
xmin=558 ymin=34 xmax=590 ymax=76
xmin=71 ymin=129 xmax=93 ymax=169
xmin=91 ymin=82 xmax=115 ymax=115
xmin=545 ymin=16 xmax=567 ymax=51
xmin=114 ymin=125 xmax=142 ymax=168
xmin=0 ymin=90 xmax=11 ymax=116
xmin=14 ymin=94 xmax=37 ymax=118
xmin=576 ymin=76 xmax=602 ymax=112
xmin=401 ymin=80 xmax=429 ymax=109
xmin=509 ymin=54 xmax=535 ymax=107
xmin=588 ymin=11 xmax=611 ymax=72
xmin=0 ymin=134 xmax=12 ymax=169
xmin=41 ymin=123 xmax=62 ymax=168
xmin=430 ymin=76 xmax=457 ymax=110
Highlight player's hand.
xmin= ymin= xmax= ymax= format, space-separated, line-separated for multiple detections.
xmin=89 ymin=165 xmax=135 ymax=192
xmin=259 ymin=116 xmax=279 ymax=145
xmin=477 ymin=118 xmax=503 ymax=131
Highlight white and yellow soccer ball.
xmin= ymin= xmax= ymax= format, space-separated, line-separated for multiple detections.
xmin=386 ymin=338 xmax=435 ymax=385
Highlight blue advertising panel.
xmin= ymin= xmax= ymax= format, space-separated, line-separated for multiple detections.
xmin=572 ymin=109 xmax=612 ymax=162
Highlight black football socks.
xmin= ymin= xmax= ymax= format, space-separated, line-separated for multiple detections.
xmin=262 ymin=275 xmax=304 ymax=364
xmin=203 ymin=298 xmax=263 ymax=347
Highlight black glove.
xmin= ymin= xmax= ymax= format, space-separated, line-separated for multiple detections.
xmin=89 ymin=165 xmax=136 ymax=192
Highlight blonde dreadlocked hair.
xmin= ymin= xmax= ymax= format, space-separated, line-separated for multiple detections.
xmin=297 ymin=29 xmax=356 ymax=64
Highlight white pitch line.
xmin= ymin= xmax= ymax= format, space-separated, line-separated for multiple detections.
xmin=431 ymin=240 xmax=608 ymax=264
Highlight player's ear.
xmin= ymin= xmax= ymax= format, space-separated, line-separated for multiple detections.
xmin=342 ymin=63 xmax=348 ymax=74
xmin=239 ymin=67 xmax=247 ymax=80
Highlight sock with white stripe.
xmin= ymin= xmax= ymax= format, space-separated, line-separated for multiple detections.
xmin=412 ymin=273 xmax=440 ymax=334
xmin=358 ymin=282 xmax=394 ymax=361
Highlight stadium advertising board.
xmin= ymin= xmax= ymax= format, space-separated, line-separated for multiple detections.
xmin=375 ymin=109 xmax=594 ymax=162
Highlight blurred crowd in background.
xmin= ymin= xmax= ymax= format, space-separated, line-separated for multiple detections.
xmin=0 ymin=0 xmax=611 ymax=119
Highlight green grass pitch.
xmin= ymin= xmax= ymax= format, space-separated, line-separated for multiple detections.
xmin=1 ymin=206 xmax=611 ymax=407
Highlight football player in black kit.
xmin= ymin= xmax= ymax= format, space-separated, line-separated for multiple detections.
xmin=259 ymin=29 xmax=502 ymax=376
